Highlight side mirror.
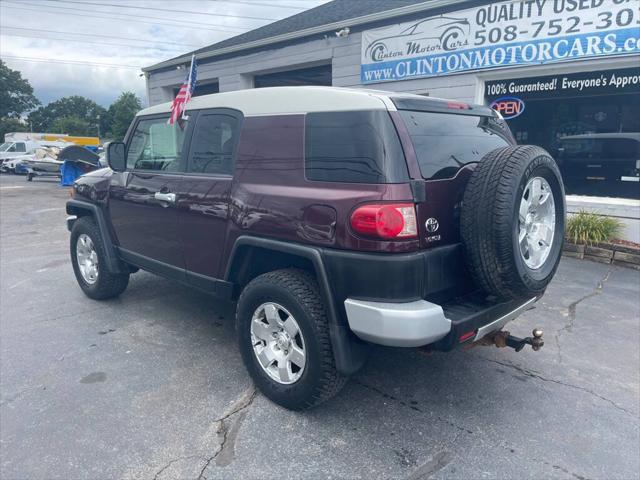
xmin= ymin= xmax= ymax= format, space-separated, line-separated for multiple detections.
xmin=106 ymin=141 xmax=126 ymax=172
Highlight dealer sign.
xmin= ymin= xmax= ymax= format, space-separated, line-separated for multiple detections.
xmin=361 ymin=0 xmax=640 ymax=84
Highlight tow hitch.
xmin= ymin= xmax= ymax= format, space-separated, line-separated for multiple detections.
xmin=478 ymin=328 xmax=544 ymax=352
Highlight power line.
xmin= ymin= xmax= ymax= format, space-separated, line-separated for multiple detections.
xmin=0 ymin=26 xmax=201 ymax=47
xmin=1 ymin=55 xmax=142 ymax=70
xmin=2 ymin=1 xmax=245 ymax=32
xmin=207 ymin=0 xmax=308 ymax=10
xmin=1 ymin=32 xmax=186 ymax=51
xmin=40 ymin=0 xmax=280 ymax=21
xmin=1 ymin=2 xmax=246 ymax=33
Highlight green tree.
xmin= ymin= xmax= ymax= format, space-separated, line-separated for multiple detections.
xmin=28 ymin=95 xmax=107 ymax=137
xmin=0 ymin=118 xmax=29 ymax=141
xmin=0 ymin=60 xmax=39 ymax=140
xmin=51 ymin=116 xmax=92 ymax=136
xmin=107 ymin=92 xmax=142 ymax=140
xmin=0 ymin=60 xmax=40 ymax=119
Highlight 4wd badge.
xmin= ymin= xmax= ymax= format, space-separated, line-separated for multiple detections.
xmin=425 ymin=218 xmax=439 ymax=233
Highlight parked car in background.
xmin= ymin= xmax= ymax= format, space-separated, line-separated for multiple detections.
xmin=0 ymin=141 xmax=71 ymax=174
xmin=1 ymin=132 xmax=101 ymax=173
xmin=4 ymin=132 xmax=100 ymax=150
xmin=556 ymin=133 xmax=640 ymax=199
xmin=66 ymin=87 xmax=564 ymax=409
xmin=0 ymin=140 xmax=39 ymax=163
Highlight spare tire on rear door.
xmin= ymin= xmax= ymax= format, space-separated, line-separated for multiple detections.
xmin=461 ymin=145 xmax=565 ymax=300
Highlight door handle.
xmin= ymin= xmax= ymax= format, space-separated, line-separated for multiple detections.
xmin=154 ymin=192 xmax=176 ymax=203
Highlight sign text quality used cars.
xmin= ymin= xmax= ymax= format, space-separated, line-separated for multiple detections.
xmin=360 ymin=0 xmax=640 ymax=84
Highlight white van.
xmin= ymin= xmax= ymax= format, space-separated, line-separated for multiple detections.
xmin=0 ymin=140 xmax=38 ymax=159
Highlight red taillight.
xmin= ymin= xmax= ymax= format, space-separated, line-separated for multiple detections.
xmin=350 ymin=203 xmax=417 ymax=240
xmin=447 ymin=101 xmax=470 ymax=110
xmin=459 ymin=330 xmax=477 ymax=343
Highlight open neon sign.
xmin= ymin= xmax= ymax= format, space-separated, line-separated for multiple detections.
xmin=490 ymin=97 xmax=525 ymax=120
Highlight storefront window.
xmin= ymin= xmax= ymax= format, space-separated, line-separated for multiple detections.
xmin=487 ymin=68 xmax=640 ymax=199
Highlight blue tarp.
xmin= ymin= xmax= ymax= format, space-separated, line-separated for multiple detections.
xmin=60 ymin=161 xmax=84 ymax=186
xmin=58 ymin=146 xmax=101 ymax=186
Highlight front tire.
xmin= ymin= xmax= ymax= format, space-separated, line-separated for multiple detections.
xmin=70 ymin=217 xmax=129 ymax=300
xmin=236 ymin=269 xmax=346 ymax=410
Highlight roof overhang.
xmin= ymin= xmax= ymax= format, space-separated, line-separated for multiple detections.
xmin=143 ymin=0 xmax=466 ymax=73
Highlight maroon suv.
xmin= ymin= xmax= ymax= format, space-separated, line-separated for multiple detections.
xmin=67 ymin=87 xmax=565 ymax=410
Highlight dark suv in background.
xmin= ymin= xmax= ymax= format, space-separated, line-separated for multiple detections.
xmin=66 ymin=87 xmax=565 ymax=409
xmin=556 ymin=133 xmax=640 ymax=199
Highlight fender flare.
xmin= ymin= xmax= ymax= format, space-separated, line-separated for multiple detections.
xmin=66 ymin=199 xmax=128 ymax=274
xmin=225 ymin=236 xmax=369 ymax=376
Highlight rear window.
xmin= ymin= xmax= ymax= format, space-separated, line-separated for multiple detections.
xmin=305 ymin=110 xmax=408 ymax=184
xmin=399 ymin=111 xmax=512 ymax=180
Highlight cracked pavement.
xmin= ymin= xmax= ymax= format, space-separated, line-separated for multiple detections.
xmin=1 ymin=174 xmax=639 ymax=479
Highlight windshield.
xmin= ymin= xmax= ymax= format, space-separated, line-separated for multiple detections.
xmin=0 ymin=142 xmax=12 ymax=152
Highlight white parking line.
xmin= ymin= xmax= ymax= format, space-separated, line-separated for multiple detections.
xmin=31 ymin=208 xmax=63 ymax=214
xmin=0 ymin=186 xmax=26 ymax=190
xmin=8 ymin=279 xmax=28 ymax=290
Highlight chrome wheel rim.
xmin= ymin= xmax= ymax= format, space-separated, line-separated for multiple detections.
xmin=518 ymin=176 xmax=556 ymax=270
xmin=250 ymin=302 xmax=306 ymax=385
xmin=76 ymin=234 xmax=99 ymax=284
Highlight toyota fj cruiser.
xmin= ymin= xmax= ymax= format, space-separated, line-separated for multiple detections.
xmin=67 ymin=87 xmax=565 ymax=410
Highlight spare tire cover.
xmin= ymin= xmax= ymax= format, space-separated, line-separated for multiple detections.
xmin=461 ymin=145 xmax=565 ymax=300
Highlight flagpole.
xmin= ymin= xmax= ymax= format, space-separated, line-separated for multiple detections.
xmin=187 ymin=54 xmax=195 ymax=91
xmin=181 ymin=54 xmax=196 ymax=121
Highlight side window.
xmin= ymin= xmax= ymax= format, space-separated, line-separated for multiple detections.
xmin=187 ymin=114 xmax=239 ymax=175
xmin=15 ymin=143 xmax=26 ymax=152
xmin=126 ymin=116 xmax=188 ymax=172
xmin=305 ymin=110 xmax=408 ymax=184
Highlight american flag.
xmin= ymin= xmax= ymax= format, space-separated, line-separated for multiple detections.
xmin=168 ymin=54 xmax=197 ymax=125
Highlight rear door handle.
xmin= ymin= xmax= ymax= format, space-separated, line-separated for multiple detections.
xmin=154 ymin=192 xmax=176 ymax=203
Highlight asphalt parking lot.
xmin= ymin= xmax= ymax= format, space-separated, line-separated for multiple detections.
xmin=0 ymin=173 xmax=638 ymax=480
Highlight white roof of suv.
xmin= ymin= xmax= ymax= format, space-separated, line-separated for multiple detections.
xmin=138 ymin=86 xmax=399 ymax=117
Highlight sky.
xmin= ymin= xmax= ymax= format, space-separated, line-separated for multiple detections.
xmin=0 ymin=0 xmax=328 ymax=108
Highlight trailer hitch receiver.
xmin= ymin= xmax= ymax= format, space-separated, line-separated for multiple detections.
xmin=480 ymin=328 xmax=544 ymax=352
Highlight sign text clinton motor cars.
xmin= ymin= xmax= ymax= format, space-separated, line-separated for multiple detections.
xmin=360 ymin=0 xmax=640 ymax=84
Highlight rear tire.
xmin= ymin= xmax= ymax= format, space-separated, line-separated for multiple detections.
xmin=461 ymin=145 xmax=565 ymax=300
xmin=236 ymin=268 xmax=346 ymax=410
xmin=70 ymin=217 xmax=129 ymax=300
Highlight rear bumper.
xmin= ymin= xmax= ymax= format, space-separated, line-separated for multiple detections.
xmin=344 ymin=298 xmax=451 ymax=347
xmin=344 ymin=294 xmax=537 ymax=349
xmin=472 ymin=297 xmax=537 ymax=341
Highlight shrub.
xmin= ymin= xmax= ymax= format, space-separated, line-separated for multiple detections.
xmin=566 ymin=210 xmax=623 ymax=245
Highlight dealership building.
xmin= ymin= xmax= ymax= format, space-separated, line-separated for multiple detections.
xmin=144 ymin=0 xmax=640 ymax=237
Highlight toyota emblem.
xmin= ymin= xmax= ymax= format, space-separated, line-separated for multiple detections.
xmin=425 ymin=218 xmax=439 ymax=233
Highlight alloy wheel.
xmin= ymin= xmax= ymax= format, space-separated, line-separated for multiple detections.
xmin=518 ymin=176 xmax=556 ymax=269
xmin=250 ymin=302 xmax=306 ymax=385
xmin=76 ymin=234 xmax=99 ymax=284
